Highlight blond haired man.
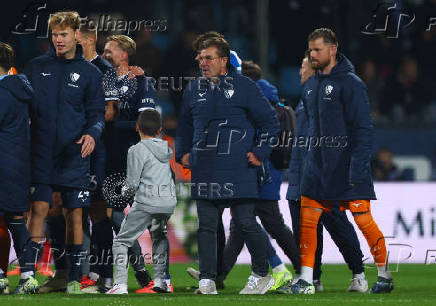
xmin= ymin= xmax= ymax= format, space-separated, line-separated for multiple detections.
xmin=25 ymin=11 xmax=105 ymax=294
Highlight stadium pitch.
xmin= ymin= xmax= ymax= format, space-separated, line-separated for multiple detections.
xmin=1 ymin=263 xmax=435 ymax=305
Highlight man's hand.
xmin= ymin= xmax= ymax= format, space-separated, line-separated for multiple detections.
xmin=181 ymin=153 xmax=190 ymax=168
xmin=105 ymin=100 xmax=119 ymax=122
xmin=247 ymin=152 xmax=261 ymax=166
xmin=76 ymin=134 xmax=95 ymax=158
xmin=128 ymin=66 xmax=144 ymax=78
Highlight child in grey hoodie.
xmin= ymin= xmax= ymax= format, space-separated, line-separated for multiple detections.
xmin=107 ymin=109 xmax=177 ymax=294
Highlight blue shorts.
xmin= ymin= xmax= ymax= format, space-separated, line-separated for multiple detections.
xmin=31 ymin=184 xmax=91 ymax=208
xmin=90 ymin=142 xmax=106 ymax=202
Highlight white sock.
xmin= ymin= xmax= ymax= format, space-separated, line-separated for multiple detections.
xmin=272 ymin=263 xmax=286 ymax=274
xmin=20 ymin=271 xmax=34 ymax=279
xmin=104 ymin=278 xmax=113 ymax=288
xmin=299 ymin=266 xmax=313 ymax=284
xmin=165 ymin=279 xmax=171 ymax=286
xmin=377 ymin=265 xmax=392 ymax=279
xmin=154 ymin=278 xmax=165 ymax=289
xmin=353 ymin=272 xmax=366 ymax=280
xmin=89 ymin=272 xmax=99 ymax=282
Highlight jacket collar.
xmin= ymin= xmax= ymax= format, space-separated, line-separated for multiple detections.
xmin=47 ymin=43 xmax=84 ymax=62
xmin=315 ymin=52 xmax=354 ymax=79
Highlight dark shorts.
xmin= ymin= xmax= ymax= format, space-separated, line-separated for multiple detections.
xmin=31 ymin=184 xmax=91 ymax=208
xmin=90 ymin=142 xmax=106 ymax=202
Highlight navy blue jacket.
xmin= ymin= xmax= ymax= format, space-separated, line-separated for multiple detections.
xmin=256 ymin=79 xmax=282 ymax=201
xmin=25 ymin=45 xmax=105 ymax=189
xmin=105 ymin=73 xmax=156 ymax=176
xmin=91 ymin=55 xmax=119 ymax=103
xmin=0 ymin=75 xmax=34 ymax=212
xmin=176 ymin=66 xmax=280 ymax=200
xmin=286 ymin=98 xmax=308 ymax=201
xmin=300 ymin=53 xmax=376 ymax=201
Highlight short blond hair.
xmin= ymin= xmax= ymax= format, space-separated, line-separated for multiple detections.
xmin=106 ymin=35 xmax=136 ymax=59
xmin=49 ymin=11 xmax=80 ymax=31
xmin=79 ymin=24 xmax=97 ymax=41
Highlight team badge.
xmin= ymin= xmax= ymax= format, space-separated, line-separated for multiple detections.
xmin=70 ymin=72 xmax=80 ymax=82
xmin=224 ymin=89 xmax=234 ymax=99
xmin=325 ymin=85 xmax=333 ymax=95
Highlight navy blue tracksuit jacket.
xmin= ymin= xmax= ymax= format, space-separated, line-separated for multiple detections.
xmin=0 ymin=74 xmax=34 ymax=212
xmin=176 ymin=66 xmax=280 ymax=200
xmin=286 ymin=99 xmax=308 ymax=201
xmin=286 ymin=70 xmax=365 ymax=276
xmin=301 ymin=53 xmax=376 ymax=201
xmin=25 ymin=45 xmax=105 ymax=189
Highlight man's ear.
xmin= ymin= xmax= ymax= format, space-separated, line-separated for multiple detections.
xmin=74 ymin=29 xmax=80 ymax=42
xmin=330 ymin=44 xmax=338 ymax=57
xmin=136 ymin=123 xmax=139 ymax=132
xmin=122 ymin=51 xmax=129 ymax=62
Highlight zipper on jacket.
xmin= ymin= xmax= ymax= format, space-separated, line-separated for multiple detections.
xmin=54 ymin=61 xmax=66 ymax=182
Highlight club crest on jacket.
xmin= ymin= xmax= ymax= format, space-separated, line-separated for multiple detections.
xmin=224 ymin=89 xmax=234 ymax=99
xmin=70 ymin=72 xmax=80 ymax=82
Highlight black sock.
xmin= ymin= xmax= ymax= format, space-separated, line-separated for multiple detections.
xmin=92 ymin=218 xmax=114 ymax=279
xmin=47 ymin=215 xmax=67 ymax=270
xmin=66 ymin=244 xmax=84 ymax=282
xmin=89 ymin=222 xmax=99 ymax=276
xmin=7 ymin=217 xmax=37 ymax=274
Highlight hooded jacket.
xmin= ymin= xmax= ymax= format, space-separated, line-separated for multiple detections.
xmin=256 ymin=79 xmax=282 ymax=201
xmin=0 ymin=74 xmax=34 ymax=211
xmin=24 ymin=44 xmax=105 ymax=188
xmin=175 ymin=65 xmax=280 ymax=200
xmin=123 ymin=138 xmax=176 ymax=214
xmin=300 ymin=53 xmax=376 ymax=201
xmin=286 ymin=98 xmax=308 ymax=201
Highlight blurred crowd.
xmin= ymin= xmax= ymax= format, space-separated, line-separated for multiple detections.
xmin=3 ymin=0 xmax=436 ymax=181
xmin=6 ymin=0 xmax=435 ymax=127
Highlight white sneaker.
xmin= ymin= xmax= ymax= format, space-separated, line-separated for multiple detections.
xmin=165 ymin=279 xmax=174 ymax=293
xmin=152 ymin=279 xmax=168 ymax=293
xmin=347 ymin=277 xmax=368 ymax=292
xmin=106 ymin=284 xmax=128 ymax=295
xmin=194 ymin=279 xmax=217 ymax=294
xmin=313 ymin=279 xmax=324 ymax=292
xmin=81 ymin=285 xmax=100 ymax=294
xmin=239 ymin=273 xmax=275 ymax=294
xmin=186 ymin=267 xmax=200 ymax=280
xmin=291 ymin=275 xmax=300 ymax=285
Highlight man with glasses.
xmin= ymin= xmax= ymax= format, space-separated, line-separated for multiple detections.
xmin=176 ymin=34 xmax=279 ymax=294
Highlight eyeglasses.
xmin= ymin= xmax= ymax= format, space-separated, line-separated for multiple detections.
xmin=196 ymin=56 xmax=222 ymax=63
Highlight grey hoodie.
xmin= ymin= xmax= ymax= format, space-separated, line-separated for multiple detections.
xmin=122 ymin=138 xmax=177 ymax=214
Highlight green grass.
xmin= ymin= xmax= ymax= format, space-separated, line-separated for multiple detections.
xmin=1 ymin=263 xmax=436 ymax=305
